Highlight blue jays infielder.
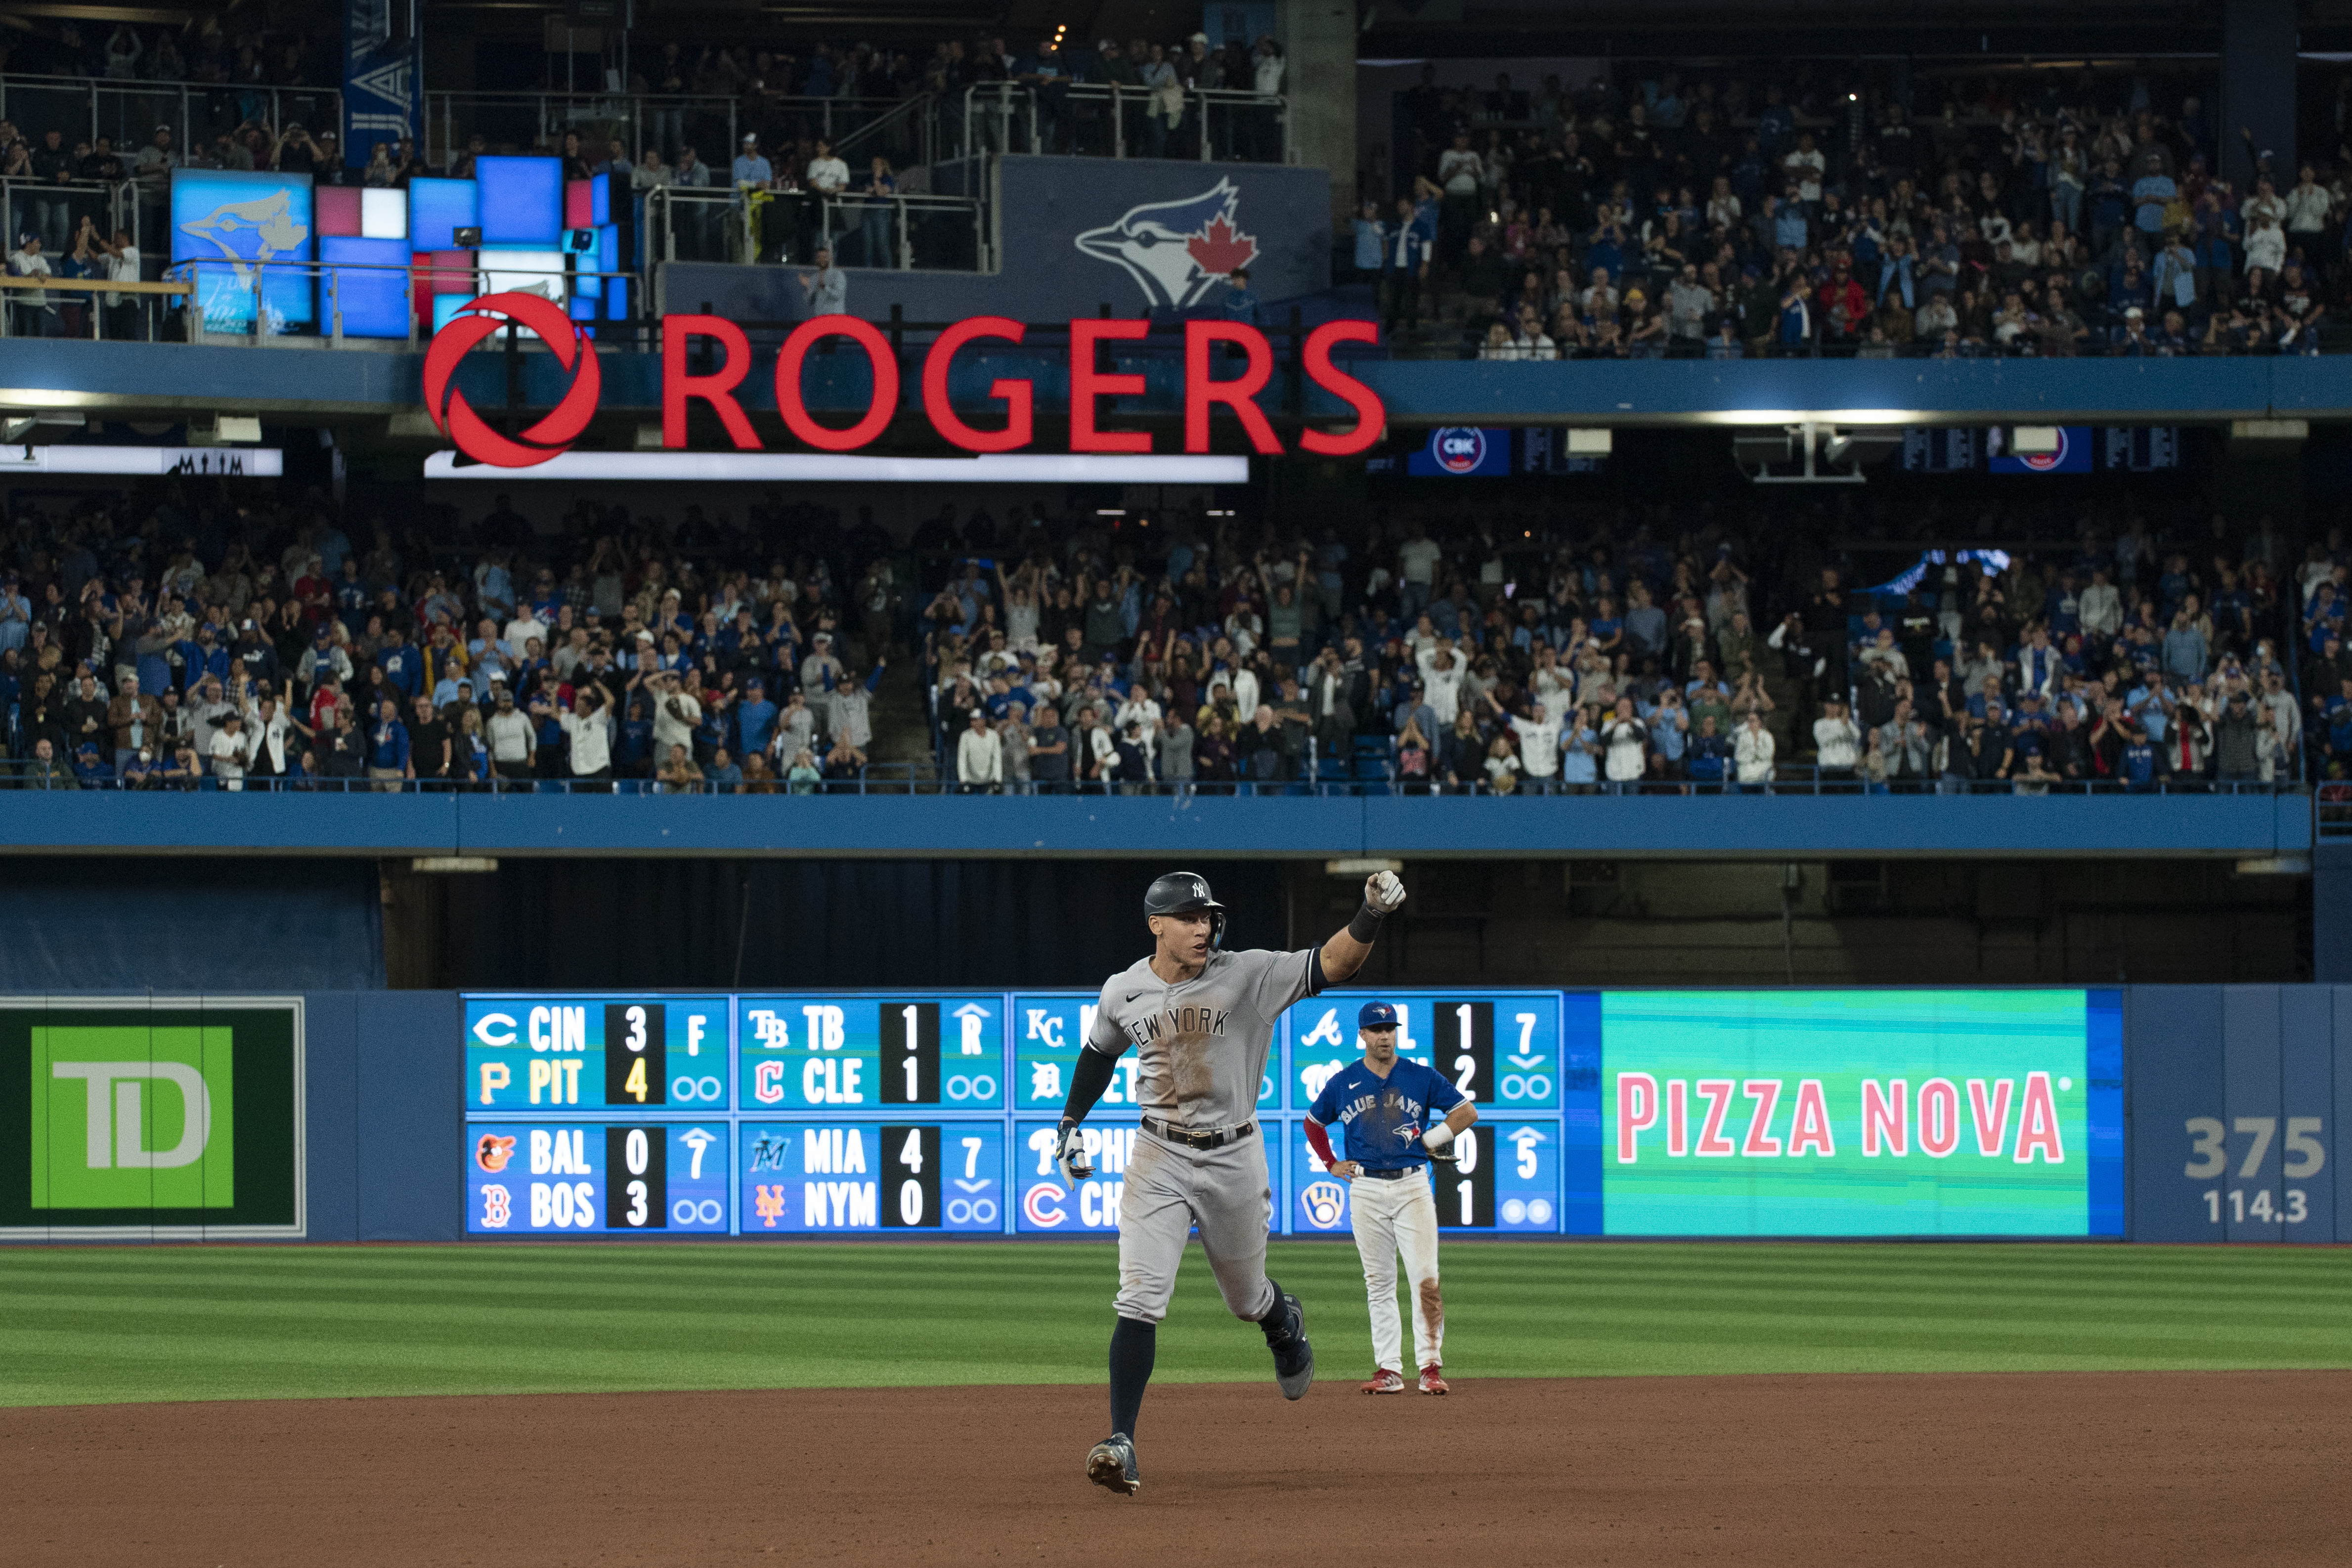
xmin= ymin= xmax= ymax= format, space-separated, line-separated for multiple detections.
xmin=1305 ymin=1001 xmax=1478 ymax=1394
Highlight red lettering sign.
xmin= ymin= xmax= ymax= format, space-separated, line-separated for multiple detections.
xmin=921 ymin=316 xmax=1032 ymax=453
xmin=427 ymin=311 xmax=1385 ymax=465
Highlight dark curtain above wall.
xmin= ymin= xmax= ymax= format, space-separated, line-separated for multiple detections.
xmin=0 ymin=857 xmax=386 ymax=992
xmin=438 ymin=858 xmax=1291 ymax=991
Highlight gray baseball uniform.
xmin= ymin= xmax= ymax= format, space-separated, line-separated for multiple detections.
xmin=1086 ymin=945 xmax=1323 ymax=1324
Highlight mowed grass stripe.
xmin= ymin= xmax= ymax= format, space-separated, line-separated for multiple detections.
xmin=4 ymin=1242 xmax=2348 ymax=1408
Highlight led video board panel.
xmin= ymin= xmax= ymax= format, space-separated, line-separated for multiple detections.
xmin=1600 ymin=990 xmax=2123 ymax=1236
xmin=738 ymin=1121 xmax=1006 ymax=1234
xmin=735 ymin=995 xmax=1007 ymax=1111
xmin=465 ymin=995 xmax=730 ymax=1112
xmin=465 ymin=1122 xmax=731 ymax=1235
xmin=1284 ymin=990 xmax=1567 ymax=1112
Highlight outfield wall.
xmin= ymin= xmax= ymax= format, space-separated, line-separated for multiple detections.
xmin=0 ymin=987 xmax=2343 ymax=1243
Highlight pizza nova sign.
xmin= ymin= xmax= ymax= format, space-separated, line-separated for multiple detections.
xmin=422 ymin=293 xmax=1386 ymax=470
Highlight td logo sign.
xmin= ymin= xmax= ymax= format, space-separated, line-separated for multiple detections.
xmin=2 ymin=1001 xmax=303 ymax=1237
xmin=33 ymin=1029 xmax=235 ymax=1207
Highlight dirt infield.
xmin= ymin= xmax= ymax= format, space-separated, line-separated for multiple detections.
xmin=10 ymin=1371 xmax=2345 ymax=1567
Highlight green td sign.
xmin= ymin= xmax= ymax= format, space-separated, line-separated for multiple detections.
xmin=0 ymin=1001 xmax=303 ymax=1239
xmin=32 ymin=1027 xmax=237 ymax=1208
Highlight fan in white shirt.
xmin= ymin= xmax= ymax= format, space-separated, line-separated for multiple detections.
xmin=1414 ymin=642 xmax=1467 ymax=726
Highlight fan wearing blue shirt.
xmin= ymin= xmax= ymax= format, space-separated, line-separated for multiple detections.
xmin=736 ymin=676 xmax=779 ymax=756
xmin=1304 ymin=1001 xmax=1478 ymax=1396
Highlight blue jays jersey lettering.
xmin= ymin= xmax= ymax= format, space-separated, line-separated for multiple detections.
xmin=1308 ymin=1058 xmax=1467 ymax=1170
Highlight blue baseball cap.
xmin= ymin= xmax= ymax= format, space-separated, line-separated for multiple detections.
xmin=1357 ymin=1002 xmax=1400 ymax=1030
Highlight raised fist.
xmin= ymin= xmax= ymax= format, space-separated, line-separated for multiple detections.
xmin=1365 ymin=871 xmax=1406 ymax=915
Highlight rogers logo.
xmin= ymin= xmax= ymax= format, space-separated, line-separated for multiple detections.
xmin=423 ymin=291 xmax=602 ymax=468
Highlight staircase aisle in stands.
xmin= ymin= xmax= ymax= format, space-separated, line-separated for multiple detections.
xmin=865 ymin=657 xmax=940 ymax=794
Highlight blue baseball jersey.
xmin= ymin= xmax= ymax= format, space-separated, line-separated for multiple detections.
xmin=1307 ymin=1057 xmax=1467 ymax=1171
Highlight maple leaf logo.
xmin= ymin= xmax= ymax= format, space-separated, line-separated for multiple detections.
xmin=1187 ymin=216 xmax=1258 ymax=279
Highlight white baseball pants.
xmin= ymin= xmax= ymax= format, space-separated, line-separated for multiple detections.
xmin=1113 ymin=1126 xmax=1277 ymax=1325
xmin=1349 ymin=1166 xmax=1443 ymax=1374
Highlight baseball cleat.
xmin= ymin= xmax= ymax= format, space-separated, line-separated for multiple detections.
xmin=1360 ymin=1368 xmax=1406 ymax=1394
xmin=1418 ymin=1364 xmax=1450 ymax=1395
xmin=1270 ymin=1292 xmax=1313 ymax=1400
xmin=1086 ymin=1433 xmax=1140 ymax=1496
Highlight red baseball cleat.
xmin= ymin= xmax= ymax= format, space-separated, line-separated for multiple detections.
xmin=1418 ymin=1364 xmax=1450 ymax=1395
xmin=1360 ymin=1368 xmax=1405 ymax=1394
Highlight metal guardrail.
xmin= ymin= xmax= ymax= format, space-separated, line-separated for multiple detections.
xmin=955 ymin=82 xmax=1288 ymax=165
xmin=0 ymin=760 xmax=930 ymax=796
xmin=122 ymin=257 xmax=643 ymax=347
xmin=0 ymin=74 xmax=341 ymax=167
xmin=422 ymin=90 xmax=909 ymax=168
xmin=646 ymin=185 xmax=986 ymax=271
xmin=2314 ymin=784 xmax=2352 ymax=837
xmin=0 ymin=174 xmax=150 ymax=337
xmin=0 ymin=754 xmax=2308 ymax=799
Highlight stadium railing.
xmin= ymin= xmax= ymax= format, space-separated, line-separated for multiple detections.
xmin=0 ymin=175 xmax=144 ymax=262
xmin=421 ymin=90 xmax=909 ymax=171
xmin=0 ymin=272 xmax=189 ymax=340
xmin=953 ymin=82 xmax=1288 ymax=165
xmin=126 ymin=257 xmax=641 ymax=347
xmin=645 ymin=185 xmax=988 ymax=271
xmin=0 ymin=74 xmax=342 ymax=165
xmin=14 ymin=756 xmax=2281 ymax=799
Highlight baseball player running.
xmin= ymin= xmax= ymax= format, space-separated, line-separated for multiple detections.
xmin=1058 ymin=868 xmax=1408 ymax=1496
xmin=1304 ymin=1001 xmax=1477 ymax=1396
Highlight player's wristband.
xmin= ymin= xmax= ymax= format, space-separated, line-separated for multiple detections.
xmin=1349 ymin=901 xmax=1385 ymax=943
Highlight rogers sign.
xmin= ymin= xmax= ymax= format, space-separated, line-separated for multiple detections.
xmin=422 ymin=292 xmax=1386 ymax=470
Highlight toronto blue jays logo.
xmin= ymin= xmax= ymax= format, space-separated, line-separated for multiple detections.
xmin=1074 ymin=179 xmax=1260 ymax=309
xmin=175 ymin=180 xmax=310 ymax=331
xmin=178 ymin=187 xmax=309 ymax=272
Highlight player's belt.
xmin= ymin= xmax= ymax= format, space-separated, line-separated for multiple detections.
xmin=1141 ymin=1116 xmax=1256 ymax=1151
xmin=1357 ymin=1165 xmax=1422 ymax=1180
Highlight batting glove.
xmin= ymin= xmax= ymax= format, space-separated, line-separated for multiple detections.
xmin=1054 ymin=1121 xmax=1094 ymax=1187
xmin=1365 ymin=871 xmax=1407 ymax=914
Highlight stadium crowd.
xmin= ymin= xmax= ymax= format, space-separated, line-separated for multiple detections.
xmin=1363 ymin=62 xmax=2352 ymax=358
xmin=920 ymin=492 xmax=2322 ymax=795
xmin=0 ymin=477 xmax=2337 ymax=797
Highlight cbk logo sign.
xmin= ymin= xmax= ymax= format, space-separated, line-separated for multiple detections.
xmin=2 ymin=1001 xmax=304 ymax=1236
xmin=33 ymin=1029 xmax=235 ymax=1207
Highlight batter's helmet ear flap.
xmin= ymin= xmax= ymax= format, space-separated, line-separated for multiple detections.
xmin=1209 ymin=909 xmax=1226 ymax=949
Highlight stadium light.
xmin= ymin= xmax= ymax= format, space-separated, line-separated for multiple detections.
xmin=1821 ymin=430 xmax=1902 ymax=468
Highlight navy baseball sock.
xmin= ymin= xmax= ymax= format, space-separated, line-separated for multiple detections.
xmin=1256 ymin=1276 xmax=1296 ymax=1344
xmin=1108 ymin=1315 xmax=1155 ymax=1438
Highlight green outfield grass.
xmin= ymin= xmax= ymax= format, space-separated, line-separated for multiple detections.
xmin=2 ymin=1241 xmax=2348 ymax=1408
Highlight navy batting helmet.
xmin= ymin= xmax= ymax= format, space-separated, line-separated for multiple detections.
xmin=1144 ymin=871 xmax=1227 ymax=949
xmin=1357 ymin=1001 xmax=1399 ymax=1030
